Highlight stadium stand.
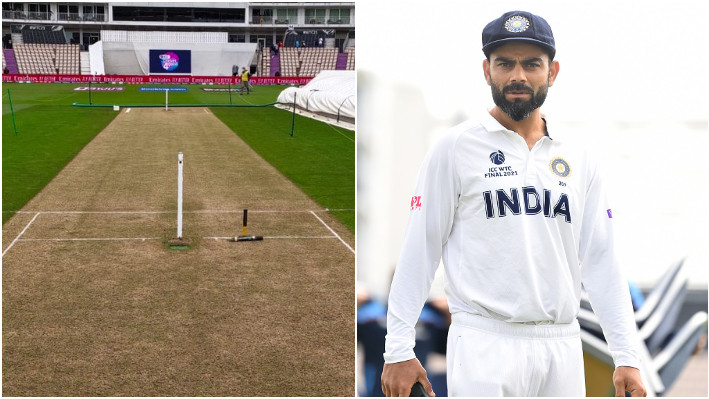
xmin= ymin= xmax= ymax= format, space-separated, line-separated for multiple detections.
xmin=14 ymin=43 xmax=79 ymax=74
xmin=2 ymin=3 xmax=354 ymax=77
xmin=280 ymin=47 xmax=339 ymax=77
xmin=261 ymin=50 xmax=272 ymax=76
xmin=345 ymin=47 xmax=355 ymax=70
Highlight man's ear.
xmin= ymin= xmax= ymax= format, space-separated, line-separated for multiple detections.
xmin=483 ymin=59 xmax=491 ymax=86
xmin=548 ymin=60 xmax=560 ymax=87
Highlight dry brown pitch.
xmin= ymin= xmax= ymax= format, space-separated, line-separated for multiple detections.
xmin=2 ymin=107 xmax=354 ymax=396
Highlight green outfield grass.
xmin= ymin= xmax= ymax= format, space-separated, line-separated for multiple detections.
xmin=211 ymin=107 xmax=355 ymax=230
xmin=2 ymin=83 xmax=354 ymax=230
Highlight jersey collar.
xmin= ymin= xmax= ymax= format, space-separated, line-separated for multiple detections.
xmin=481 ymin=110 xmax=554 ymax=139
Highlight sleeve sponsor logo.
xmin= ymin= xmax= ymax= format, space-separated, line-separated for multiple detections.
xmin=411 ymin=196 xmax=422 ymax=211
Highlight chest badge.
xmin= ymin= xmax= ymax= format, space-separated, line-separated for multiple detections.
xmin=550 ymin=157 xmax=571 ymax=178
xmin=489 ymin=150 xmax=506 ymax=165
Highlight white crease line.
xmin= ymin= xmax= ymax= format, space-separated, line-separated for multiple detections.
xmin=2 ymin=212 xmax=41 ymax=257
xmin=309 ymin=211 xmax=354 ymax=254
xmin=18 ymin=237 xmax=161 ymax=242
xmin=204 ymin=236 xmax=337 ymax=240
xmin=126 ymin=108 xmax=131 ymax=113
xmin=7 ymin=209 xmax=346 ymax=215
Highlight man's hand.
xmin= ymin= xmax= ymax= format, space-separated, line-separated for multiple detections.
xmin=381 ymin=358 xmax=435 ymax=397
xmin=613 ymin=366 xmax=647 ymax=397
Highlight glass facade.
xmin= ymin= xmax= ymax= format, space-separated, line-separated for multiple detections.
xmin=113 ymin=6 xmax=246 ymax=23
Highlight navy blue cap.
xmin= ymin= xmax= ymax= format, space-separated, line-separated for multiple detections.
xmin=482 ymin=11 xmax=556 ymax=60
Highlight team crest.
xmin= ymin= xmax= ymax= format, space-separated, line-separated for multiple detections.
xmin=549 ymin=157 xmax=571 ymax=178
xmin=505 ymin=16 xmax=530 ymax=33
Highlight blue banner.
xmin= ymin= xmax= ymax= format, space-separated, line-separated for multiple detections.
xmin=139 ymin=87 xmax=189 ymax=92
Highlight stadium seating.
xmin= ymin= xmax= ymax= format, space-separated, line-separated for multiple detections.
xmin=280 ymin=47 xmax=338 ymax=77
xmin=14 ymin=44 xmax=80 ymax=74
xmin=260 ymin=50 xmax=272 ymax=76
xmin=345 ymin=46 xmax=355 ymax=70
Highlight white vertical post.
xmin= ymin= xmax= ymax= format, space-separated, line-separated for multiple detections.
xmin=165 ymin=89 xmax=169 ymax=111
xmin=177 ymin=152 xmax=183 ymax=239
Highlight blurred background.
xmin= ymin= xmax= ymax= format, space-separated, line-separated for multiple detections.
xmin=356 ymin=0 xmax=708 ymax=396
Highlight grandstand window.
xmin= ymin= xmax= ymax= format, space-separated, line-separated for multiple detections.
xmin=249 ymin=34 xmax=272 ymax=47
xmin=164 ymin=7 xmax=194 ymax=22
xmin=27 ymin=3 xmax=49 ymax=20
xmin=57 ymin=4 xmax=80 ymax=21
xmin=251 ymin=8 xmax=273 ymax=24
xmin=3 ymin=2 xmax=23 ymax=19
xmin=194 ymin=8 xmax=244 ymax=22
xmin=304 ymin=8 xmax=326 ymax=24
xmin=82 ymin=32 xmax=99 ymax=48
xmin=113 ymin=6 xmax=245 ymax=23
xmin=328 ymin=8 xmax=350 ymax=24
xmin=228 ymin=34 xmax=246 ymax=43
xmin=275 ymin=8 xmax=297 ymax=24
xmin=2 ymin=3 xmax=22 ymax=11
xmin=82 ymin=4 xmax=105 ymax=22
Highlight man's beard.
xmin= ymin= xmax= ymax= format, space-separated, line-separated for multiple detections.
xmin=490 ymin=77 xmax=549 ymax=121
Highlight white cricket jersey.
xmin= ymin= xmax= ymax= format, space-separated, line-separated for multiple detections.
xmin=384 ymin=112 xmax=640 ymax=370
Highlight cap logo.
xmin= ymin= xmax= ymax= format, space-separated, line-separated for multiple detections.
xmin=504 ymin=15 xmax=530 ymax=33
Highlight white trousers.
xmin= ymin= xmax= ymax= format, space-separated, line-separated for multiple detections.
xmin=446 ymin=313 xmax=585 ymax=397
